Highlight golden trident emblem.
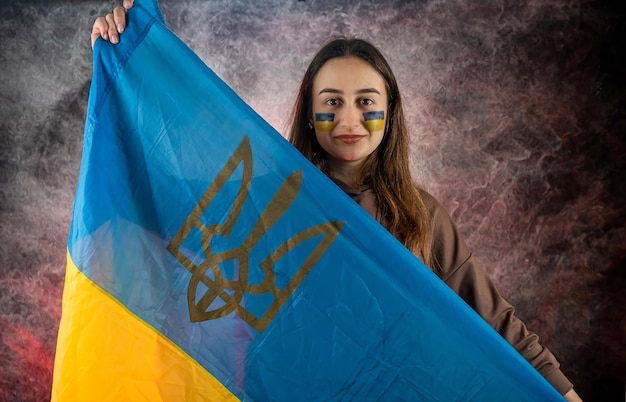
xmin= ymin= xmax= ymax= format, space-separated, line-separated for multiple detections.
xmin=167 ymin=136 xmax=344 ymax=332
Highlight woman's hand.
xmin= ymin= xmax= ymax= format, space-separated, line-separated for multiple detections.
xmin=563 ymin=388 xmax=583 ymax=402
xmin=90 ymin=0 xmax=135 ymax=49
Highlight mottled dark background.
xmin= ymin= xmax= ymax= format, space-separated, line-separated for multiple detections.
xmin=0 ymin=0 xmax=624 ymax=401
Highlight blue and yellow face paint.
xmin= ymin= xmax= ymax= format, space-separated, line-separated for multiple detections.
xmin=363 ymin=111 xmax=385 ymax=132
xmin=314 ymin=113 xmax=336 ymax=132
xmin=314 ymin=111 xmax=385 ymax=132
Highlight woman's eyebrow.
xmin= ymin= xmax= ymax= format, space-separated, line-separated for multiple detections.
xmin=356 ymin=88 xmax=381 ymax=95
xmin=318 ymin=88 xmax=342 ymax=95
xmin=318 ymin=88 xmax=381 ymax=95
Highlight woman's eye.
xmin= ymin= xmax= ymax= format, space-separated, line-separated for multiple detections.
xmin=326 ymin=99 xmax=339 ymax=106
xmin=360 ymin=98 xmax=373 ymax=106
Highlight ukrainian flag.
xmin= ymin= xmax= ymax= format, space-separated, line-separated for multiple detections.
xmin=51 ymin=1 xmax=564 ymax=400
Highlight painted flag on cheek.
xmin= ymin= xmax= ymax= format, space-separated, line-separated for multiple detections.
xmin=363 ymin=110 xmax=385 ymax=132
xmin=51 ymin=1 xmax=565 ymax=401
xmin=314 ymin=112 xmax=336 ymax=132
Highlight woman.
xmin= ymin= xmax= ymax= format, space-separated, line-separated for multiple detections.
xmin=92 ymin=2 xmax=583 ymax=400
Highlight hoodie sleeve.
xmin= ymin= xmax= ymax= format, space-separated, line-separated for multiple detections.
xmin=423 ymin=190 xmax=574 ymax=395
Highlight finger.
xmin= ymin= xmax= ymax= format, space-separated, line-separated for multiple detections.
xmin=113 ymin=6 xmax=127 ymax=34
xmin=90 ymin=16 xmax=109 ymax=49
xmin=123 ymin=0 xmax=134 ymax=10
xmin=105 ymin=13 xmax=120 ymax=44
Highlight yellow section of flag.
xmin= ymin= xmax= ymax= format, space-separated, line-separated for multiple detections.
xmin=51 ymin=251 xmax=238 ymax=402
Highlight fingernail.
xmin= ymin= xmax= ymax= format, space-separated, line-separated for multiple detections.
xmin=111 ymin=36 xmax=119 ymax=44
xmin=118 ymin=24 xmax=124 ymax=33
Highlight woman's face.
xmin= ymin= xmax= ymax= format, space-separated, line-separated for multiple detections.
xmin=311 ymin=56 xmax=388 ymax=170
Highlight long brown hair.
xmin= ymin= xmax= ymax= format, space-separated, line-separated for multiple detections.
xmin=288 ymin=37 xmax=432 ymax=266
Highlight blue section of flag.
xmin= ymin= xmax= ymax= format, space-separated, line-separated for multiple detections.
xmin=68 ymin=1 xmax=564 ymax=400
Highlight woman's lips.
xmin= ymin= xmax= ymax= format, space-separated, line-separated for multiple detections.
xmin=335 ymin=135 xmax=364 ymax=144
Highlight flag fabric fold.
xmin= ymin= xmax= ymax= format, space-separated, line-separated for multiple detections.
xmin=52 ymin=1 xmax=564 ymax=400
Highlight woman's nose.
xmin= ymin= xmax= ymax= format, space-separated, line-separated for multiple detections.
xmin=337 ymin=105 xmax=362 ymax=129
